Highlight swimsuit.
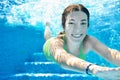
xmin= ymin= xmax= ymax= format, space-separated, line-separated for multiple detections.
xmin=43 ymin=35 xmax=86 ymax=61
xmin=43 ymin=38 xmax=55 ymax=61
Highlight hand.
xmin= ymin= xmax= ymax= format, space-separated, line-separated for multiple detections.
xmin=94 ymin=67 xmax=120 ymax=80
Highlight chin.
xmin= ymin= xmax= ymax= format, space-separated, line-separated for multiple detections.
xmin=71 ymin=37 xmax=83 ymax=42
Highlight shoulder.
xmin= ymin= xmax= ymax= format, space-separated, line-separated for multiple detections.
xmin=50 ymin=36 xmax=64 ymax=48
xmin=84 ymin=35 xmax=107 ymax=51
xmin=44 ymin=37 xmax=55 ymax=46
xmin=83 ymin=35 xmax=93 ymax=46
xmin=84 ymin=35 xmax=99 ymax=44
xmin=83 ymin=35 xmax=99 ymax=53
xmin=85 ymin=35 xmax=102 ymax=46
xmin=44 ymin=36 xmax=64 ymax=49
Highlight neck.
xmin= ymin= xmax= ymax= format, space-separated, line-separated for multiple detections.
xmin=65 ymin=36 xmax=82 ymax=56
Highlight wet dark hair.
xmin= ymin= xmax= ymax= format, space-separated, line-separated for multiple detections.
xmin=62 ymin=4 xmax=90 ymax=29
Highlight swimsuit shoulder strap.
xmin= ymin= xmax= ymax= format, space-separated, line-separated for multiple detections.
xmin=78 ymin=46 xmax=86 ymax=60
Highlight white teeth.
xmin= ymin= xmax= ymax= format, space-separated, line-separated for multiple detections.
xmin=74 ymin=35 xmax=80 ymax=37
xmin=71 ymin=34 xmax=82 ymax=38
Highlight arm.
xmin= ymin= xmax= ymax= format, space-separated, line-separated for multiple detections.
xmin=48 ymin=37 xmax=120 ymax=80
xmin=88 ymin=36 xmax=120 ymax=66
xmin=50 ymin=37 xmax=91 ymax=73
xmin=49 ymin=37 xmax=105 ymax=74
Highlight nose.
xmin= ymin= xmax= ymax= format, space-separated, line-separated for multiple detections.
xmin=74 ymin=24 xmax=82 ymax=34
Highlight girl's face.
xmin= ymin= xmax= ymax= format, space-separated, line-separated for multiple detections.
xmin=65 ymin=11 xmax=88 ymax=42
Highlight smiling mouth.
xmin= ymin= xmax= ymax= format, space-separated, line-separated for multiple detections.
xmin=71 ymin=34 xmax=83 ymax=38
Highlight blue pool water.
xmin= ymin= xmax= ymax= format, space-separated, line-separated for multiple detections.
xmin=0 ymin=0 xmax=120 ymax=80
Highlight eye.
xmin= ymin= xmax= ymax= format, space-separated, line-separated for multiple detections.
xmin=81 ymin=23 xmax=86 ymax=25
xmin=69 ymin=22 xmax=74 ymax=24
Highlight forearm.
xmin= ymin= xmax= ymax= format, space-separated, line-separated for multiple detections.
xmin=50 ymin=38 xmax=101 ymax=74
xmin=51 ymin=47 xmax=95 ymax=73
xmin=49 ymin=37 xmax=120 ymax=79
xmin=108 ymin=48 xmax=120 ymax=66
xmin=52 ymin=49 xmax=111 ymax=75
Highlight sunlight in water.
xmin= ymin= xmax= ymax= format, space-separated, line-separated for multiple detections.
xmin=0 ymin=1 xmax=120 ymax=79
xmin=0 ymin=0 xmax=120 ymax=44
xmin=0 ymin=0 xmax=119 ymax=27
xmin=13 ymin=73 xmax=89 ymax=77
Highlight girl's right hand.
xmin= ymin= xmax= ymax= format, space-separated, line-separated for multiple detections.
xmin=92 ymin=66 xmax=120 ymax=80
